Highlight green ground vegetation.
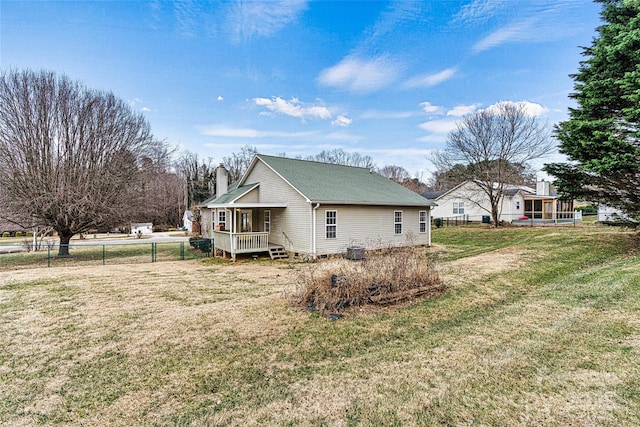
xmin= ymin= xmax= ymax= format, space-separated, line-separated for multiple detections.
xmin=0 ymin=224 xmax=638 ymax=426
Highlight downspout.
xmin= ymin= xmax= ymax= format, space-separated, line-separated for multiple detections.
xmin=427 ymin=207 xmax=432 ymax=247
xmin=311 ymin=203 xmax=320 ymax=260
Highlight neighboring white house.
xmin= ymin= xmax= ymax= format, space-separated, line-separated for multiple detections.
xmin=423 ymin=180 xmax=575 ymax=224
xmin=131 ymin=222 xmax=153 ymax=234
xmin=199 ymin=155 xmax=436 ymax=260
xmin=598 ymin=205 xmax=632 ymax=223
xmin=182 ymin=210 xmax=194 ymax=232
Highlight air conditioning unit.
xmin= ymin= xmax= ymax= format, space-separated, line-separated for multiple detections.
xmin=346 ymin=246 xmax=364 ymax=260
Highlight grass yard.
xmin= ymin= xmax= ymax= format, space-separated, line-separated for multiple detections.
xmin=1 ymin=224 xmax=639 ymax=426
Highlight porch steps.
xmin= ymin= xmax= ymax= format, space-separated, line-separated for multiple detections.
xmin=269 ymin=245 xmax=288 ymax=260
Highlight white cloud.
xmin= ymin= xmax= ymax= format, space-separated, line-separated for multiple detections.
xmin=453 ymin=0 xmax=508 ymax=24
xmin=199 ymin=125 xmax=317 ymax=138
xmin=484 ymin=100 xmax=548 ymax=117
xmin=472 ymin=19 xmax=537 ymax=52
xmin=128 ymin=98 xmax=144 ymax=106
xmin=403 ymin=68 xmax=457 ymax=89
xmin=469 ymin=2 xmax=585 ymax=54
xmin=331 ymin=115 xmax=352 ymax=127
xmin=227 ymin=0 xmax=308 ymax=42
xmin=217 ymin=96 xmax=224 ymax=101
xmin=317 ymin=55 xmax=404 ymax=94
xmin=419 ymin=119 xmax=458 ymax=134
xmin=128 ymin=98 xmax=156 ymax=113
xmin=254 ymin=97 xmax=331 ymax=121
xmin=447 ymin=104 xmax=480 ymax=117
xmin=420 ymin=102 xmax=444 ymax=115
xmin=359 ymin=110 xmax=416 ymax=120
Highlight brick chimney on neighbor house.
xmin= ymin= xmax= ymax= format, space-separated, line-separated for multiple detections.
xmin=216 ymin=163 xmax=228 ymax=197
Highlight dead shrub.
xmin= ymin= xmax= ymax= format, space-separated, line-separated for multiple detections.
xmin=291 ymin=246 xmax=446 ymax=313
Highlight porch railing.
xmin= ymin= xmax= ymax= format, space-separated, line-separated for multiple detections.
xmin=212 ymin=231 xmax=269 ymax=254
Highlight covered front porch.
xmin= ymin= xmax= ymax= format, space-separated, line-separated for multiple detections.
xmin=208 ymin=203 xmax=287 ymax=261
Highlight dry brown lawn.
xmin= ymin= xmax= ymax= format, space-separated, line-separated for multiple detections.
xmin=2 ymin=226 xmax=640 ymax=426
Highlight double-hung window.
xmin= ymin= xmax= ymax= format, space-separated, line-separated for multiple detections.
xmin=453 ymin=201 xmax=465 ymax=215
xmin=394 ymin=211 xmax=403 ymax=235
xmin=326 ymin=210 xmax=337 ymax=239
xmin=218 ymin=211 xmax=226 ymax=230
xmin=419 ymin=210 xmax=427 ymax=233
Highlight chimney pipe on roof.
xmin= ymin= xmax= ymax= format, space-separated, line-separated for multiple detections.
xmin=216 ymin=163 xmax=228 ymax=197
xmin=536 ymin=180 xmax=550 ymax=196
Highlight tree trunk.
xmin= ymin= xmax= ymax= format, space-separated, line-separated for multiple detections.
xmin=58 ymin=232 xmax=73 ymax=257
xmin=491 ymin=203 xmax=500 ymax=227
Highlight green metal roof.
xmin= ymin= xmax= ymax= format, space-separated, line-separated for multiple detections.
xmin=254 ymin=155 xmax=435 ymax=207
xmin=206 ymin=183 xmax=258 ymax=205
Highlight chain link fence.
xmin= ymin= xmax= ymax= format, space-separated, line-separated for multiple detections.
xmin=0 ymin=239 xmax=214 ymax=270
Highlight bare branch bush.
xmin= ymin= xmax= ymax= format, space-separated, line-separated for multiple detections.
xmin=290 ymin=245 xmax=445 ymax=314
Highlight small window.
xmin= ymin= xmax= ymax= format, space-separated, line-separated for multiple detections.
xmin=394 ymin=211 xmax=403 ymax=235
xmin=453 ymin=201 xmax=465 ymax=215
xmin=516 ymin=201 xmax=521 ymax=210
xmin=419 ymin=210 xmax=427 ymax=233
xmin=218 ymin=211 xmax=226 ymax=229
xmin=326 ymin=210 xmax=337 ymax=239
xmin=264 ymin=210 xmax=270 ymax=233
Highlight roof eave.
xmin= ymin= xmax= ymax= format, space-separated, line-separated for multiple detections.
xmin=309 ymin=200 xmax=436 ymax=207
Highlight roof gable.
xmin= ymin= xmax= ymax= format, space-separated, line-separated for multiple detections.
xmin=244 ymin=155 xmax=434 ymax=206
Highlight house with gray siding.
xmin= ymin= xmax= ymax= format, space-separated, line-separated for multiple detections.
xmin=199 ymin=155 xmax=435 ymax=260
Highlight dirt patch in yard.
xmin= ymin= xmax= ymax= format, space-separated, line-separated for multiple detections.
xmin=439 ymin=246 xmax=534 ymax=286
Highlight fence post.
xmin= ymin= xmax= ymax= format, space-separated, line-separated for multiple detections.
xmin=180 ymin=241 xmax=184 ymax=260
xmin=151 ymin=242 xmax=157 ymax=262
xmin=47 ymin=244 xmax=51 ymax=267
xmin=102 ymin=245 xmax=106 ymax=265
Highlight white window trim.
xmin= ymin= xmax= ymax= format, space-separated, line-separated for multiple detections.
xmin=453 ymin=201 xmax=465 ymax=215
xmin=218 ymin=210 xmax=226 ymax=229
xmin=264 ymin=210 xmax=271 ymax=233
xmin=325 ymin=210 xmax=337 ymax=239
xmin=419 ymin=210 xmax=427 ymax=233
xmin=394 ymin=210 xmax=403 ymax=235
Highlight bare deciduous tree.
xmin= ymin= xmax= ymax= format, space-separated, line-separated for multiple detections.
xmin=306 ymin=148 xmax=376 ymax=169
xmin=432 ymin=101 xmax=553 ymax=226
xmin=0 ymin=69 xmax=159 ymax=255
xmin=378 ymin=165 xmax=427 ymax=194
xmin=223 ymin=145 xmax=258 ymax=183
xmin=175 ymin=150 xmax=216 ymax=208
xmin=138 ymin=144 xmax=185 ymax=229
xmin=378 ymin=165 xmax=411 ymax=182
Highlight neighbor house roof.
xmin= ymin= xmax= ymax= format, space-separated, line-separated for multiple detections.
xmin=242 ymin=155 xmax=435 ymax=207
xmin=423 ymin=180 xmax=538 ymax=200
xmin=421 ymin=190 xmax=448 ymax=200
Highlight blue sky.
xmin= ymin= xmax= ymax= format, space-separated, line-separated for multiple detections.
xmin=1 ymin=0 xmax=601 ymax=178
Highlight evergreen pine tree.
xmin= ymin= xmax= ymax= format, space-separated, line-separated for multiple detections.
xmin=544 ymin=0 xmax=640 ymax=224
